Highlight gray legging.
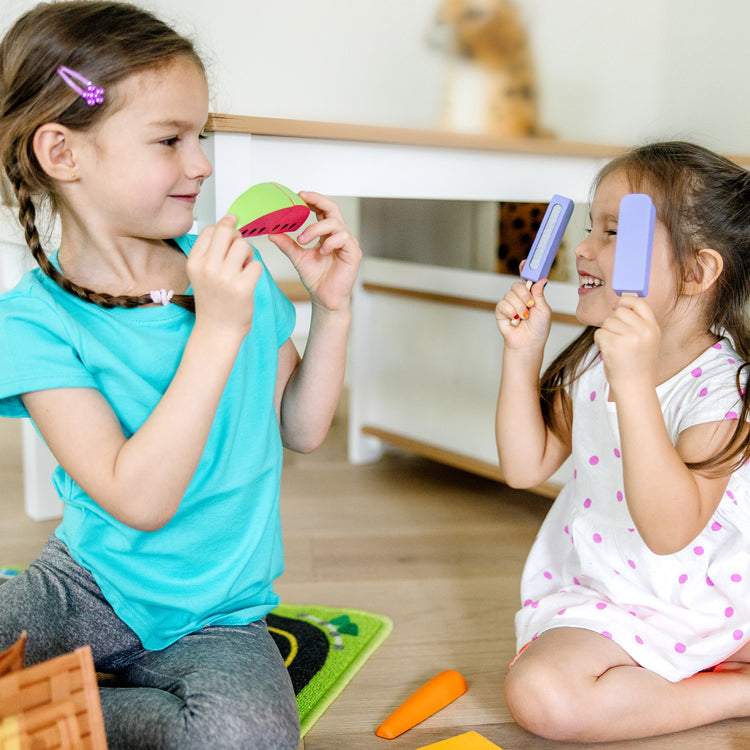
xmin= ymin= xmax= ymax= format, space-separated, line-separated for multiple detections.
xmin=0 ymin=535 xmax=300 ymax=750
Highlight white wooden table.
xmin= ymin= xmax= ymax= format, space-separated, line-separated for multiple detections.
xmin=196 ymin=116 xmax=627 ymax=496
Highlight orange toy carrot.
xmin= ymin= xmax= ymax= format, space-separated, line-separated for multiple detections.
xmin=375 ymin=670 xmax=468 ymax=739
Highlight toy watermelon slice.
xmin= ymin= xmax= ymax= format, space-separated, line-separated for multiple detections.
xmin=229 ymin=182 xmax=310 ymax=238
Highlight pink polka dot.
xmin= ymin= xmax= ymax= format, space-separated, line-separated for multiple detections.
xmin=589 ymin=455 xmax=599 ymax=466
xmin=694 ymin=546 xmax=705 ymax=556
xmin=573 ymin=577 xmax=581 ymax=585
xmin=614 ymin=448 xmax=621 ymax=459
xmin=734 ymin=630 xmax=745 ymax=641
xmin=544 ymin=571 xmax=553 ymax=580
xmin=590 ymin=391 xmax=597 ymax=401
xmin=707 ymin=576 xmax=715 ymax=587
xmin=574 ymin=469 xmax=578 ymax=479
xmin=564 ymin=525 xmax=570 ymax=535
xmin=616 ymin=491 xmax=623 ymax=502
xmin=601 ymin=631 xmax=612 ymax=639
xmin=627 ymin=559 xmax=636 ymax=569
xmin=699 ymin=387 xmax=708 ymax=397
xmin=726 ymin=411 xmax=738 ymax=420
xmin=711 ymin=522 xmax=722 ymax=531
xmin=596 ymin=602 xmax=607 ymax=610
xmin=635 ymin=635 xmax=644 ymax=645
xmin=726 ymin=607 xmax=734 ymax=618
xmin=531 ymin=601 xmax=539 ymax=608
xmin=678 ymin=574 xmax=688 ymax=584
xmin=675 ymin=643 xmax=686 ymax=654
xmin=727 ymin=490 xmax=735 ymax=500
xmin=732 ymin=574 xmax=743 ymax=583
xmin=583 ymin=498 xmax=592 ymax=508
xmin=691 ymin=368 xmax=702 ymax=378
xmin=713 ymin=343 xmax=723 ymax=350
xmin=593 ymin=533 xmax=602 ymax=544
xmin=523 ymin=599 xmax=533 ymax=607
xmin=557 ymin=609 xmax=567 ymax=615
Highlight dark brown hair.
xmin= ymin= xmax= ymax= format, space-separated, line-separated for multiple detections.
xmin=541 ymin=141 xmax=750 ymax=473
xmin=0 ymin=1 xmax=205 ymax=310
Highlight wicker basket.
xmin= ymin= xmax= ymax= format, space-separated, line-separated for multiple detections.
xmin=0 ymin=632 xmax=107 ymax=749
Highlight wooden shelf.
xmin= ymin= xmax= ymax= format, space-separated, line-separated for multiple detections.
xmin=205 ymin=114 xmax=750 ymax=165
xmin=361 ymin=425 xmax=560 ymax=499
xmin=206 ymin=113 xmax=628 ymax=158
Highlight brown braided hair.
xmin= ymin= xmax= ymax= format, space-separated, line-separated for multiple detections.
xmin=0 ymin=1 xmax=205 ymax=311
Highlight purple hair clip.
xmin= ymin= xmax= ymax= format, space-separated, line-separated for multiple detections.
xmin=57 ymin=65 xmax=104 ymax=106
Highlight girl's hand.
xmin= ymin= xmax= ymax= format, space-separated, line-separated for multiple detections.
xmin=495 ymin=277 xmax=551 ymax=349
xmin=186 ymin=214 xmax=263 ymax=338
xmin=268 ymin=192 xmax=362 ymax=312
xmin=594 ymin=296 xmax=660 ymax=396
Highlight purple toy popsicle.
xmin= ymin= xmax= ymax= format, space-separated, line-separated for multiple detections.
xmin=510 ymin=194 xmax=573 ymax=327
xmin=612 ymin=194 xmax=655 ymax=297
xmin=520 ymin=194 xmax=574 ymax=285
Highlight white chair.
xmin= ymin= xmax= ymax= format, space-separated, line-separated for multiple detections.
xmin=0 ymin=240 xmax=64 ymax=520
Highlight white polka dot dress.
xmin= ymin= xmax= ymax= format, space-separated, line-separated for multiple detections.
xmin=515 ymin=339 xmax=750 ymax=682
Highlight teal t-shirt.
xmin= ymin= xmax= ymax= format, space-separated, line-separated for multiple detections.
xmin=0 ymin=236 xmax=296 ymax=650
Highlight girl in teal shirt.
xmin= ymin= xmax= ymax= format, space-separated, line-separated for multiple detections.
xmin=0 ymin=2 xmax=361 ymax=748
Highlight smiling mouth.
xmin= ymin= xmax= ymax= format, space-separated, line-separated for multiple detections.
xmin=579 ymin=275 xmax=604 ymax=290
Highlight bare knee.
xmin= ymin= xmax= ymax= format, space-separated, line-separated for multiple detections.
xmin=504 ymin=655 xmax=589 ymax=741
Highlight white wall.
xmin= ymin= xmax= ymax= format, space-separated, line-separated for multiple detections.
xmin=3 ymin=0 xmax=750 ymax=152
xmin=527 ymin=0 xmax=750 ymax=154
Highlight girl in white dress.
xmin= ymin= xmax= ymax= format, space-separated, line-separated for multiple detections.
xmin=495 ymin=141 xmax=750 ymax=742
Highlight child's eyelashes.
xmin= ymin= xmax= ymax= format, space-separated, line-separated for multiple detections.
xmin=159 ymin=133 xmax=208 ymax=148
xmin=582 ymin=225 xmax=617 ymax=238
xmin=159 ymin=133 xmax=207 ymax=147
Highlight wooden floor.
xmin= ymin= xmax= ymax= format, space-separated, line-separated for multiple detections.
xmin=3 ymin=406 xmax=750 ymax=749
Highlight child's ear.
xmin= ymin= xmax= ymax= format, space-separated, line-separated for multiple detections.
xmin=683 ymin=248 xmax=723 ymax=296
xmin=32 ymin=123 xmax=79 ymax=182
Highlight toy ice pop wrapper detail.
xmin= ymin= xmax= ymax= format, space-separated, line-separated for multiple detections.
xmin=520 ymin=194 xmax=574 ymax=285
xmin=510 ymin=194 xmax=573 ymax=327
xmin=612 ymin=193 xmax=655 ymax=297
xmin=375 ymin=670 xmax=468 ymax=739
xmin=228 ymin=182 xmax=310 ymax=238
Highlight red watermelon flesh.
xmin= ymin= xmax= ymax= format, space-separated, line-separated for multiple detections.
xmin=238 ymin=205 xmax=311 ymax=238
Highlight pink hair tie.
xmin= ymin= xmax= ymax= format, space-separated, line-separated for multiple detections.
xmin=57 ymin=65 xmax=104 ymax=106
xmin=150 ymin=289 xmax=174 ymax=306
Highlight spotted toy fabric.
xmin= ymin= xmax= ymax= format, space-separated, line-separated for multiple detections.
xmin=515 ymin=339 xmax=750 ymax=682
